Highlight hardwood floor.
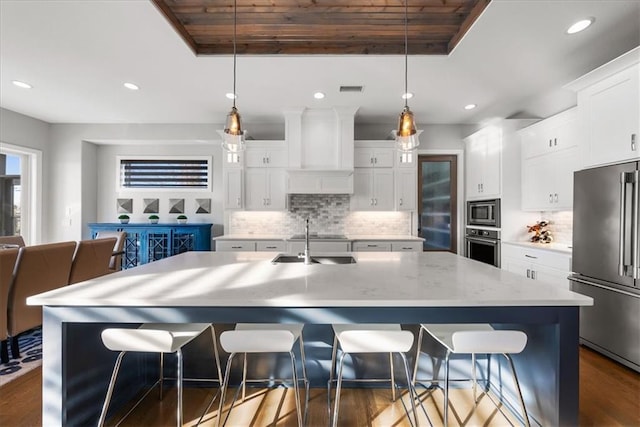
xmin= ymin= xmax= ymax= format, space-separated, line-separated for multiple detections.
xmin=1 ymin=346 xmax=638 ymax=426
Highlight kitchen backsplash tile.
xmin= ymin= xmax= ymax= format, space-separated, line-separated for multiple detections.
xmin=229 ymin=194 xmax=411 ymax=235
xmin=541 ymin=210 xmax=573 ymax=244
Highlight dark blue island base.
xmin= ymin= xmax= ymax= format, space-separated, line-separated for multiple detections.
xmin=42 ymin=305 xmax=578 ymax=426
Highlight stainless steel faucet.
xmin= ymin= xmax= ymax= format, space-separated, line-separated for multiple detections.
xmin=298 ymin=217 xmax=312 ymax=264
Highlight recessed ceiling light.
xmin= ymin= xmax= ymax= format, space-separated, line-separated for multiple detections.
xmin=226 ymin=92 xmax=237 ymax=100
xmin=464 ymin=104 xmax=477 ymax=110
xmin=402 ymin=92 xmax=414 ymax=100
xmin=314 ymin=92 xmax=325 ymax=99
xmin=12 ymin=80 xmax=32 ymax=89
xmin=124 ymin=82 xmax=140 ymax=90
xmin=567 ymin=18 xmax=595 ymax=34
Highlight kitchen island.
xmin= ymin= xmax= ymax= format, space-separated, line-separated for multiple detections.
xmin=28 ymin=251 xmax=592 ymax=426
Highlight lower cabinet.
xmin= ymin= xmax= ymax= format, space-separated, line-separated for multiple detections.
xmin=501 ymin=242 xmax=572 ymax=289
xmin=89 ymin=223 xmax=212 ymax=269
xmin=352 ymin=240 xmax=422 ymax=252
xmin=216 ymin=240 xmax=286 ymax=252
xmin=288 ymin=241 xmax=351 ymax=253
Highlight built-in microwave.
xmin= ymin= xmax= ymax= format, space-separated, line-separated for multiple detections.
xmin=467 ymin=199 xmax=501 ymax=227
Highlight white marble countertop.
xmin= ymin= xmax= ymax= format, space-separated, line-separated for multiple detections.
xmin=214 ymin=234 xmax=423 ymax=241
xmin=503 ymin=240 xmax=573 ymax=255
xmin=28 ymin=251 xmax=591 ymax=308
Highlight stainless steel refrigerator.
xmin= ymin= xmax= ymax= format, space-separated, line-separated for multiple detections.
xmin=571 ymin=161 xmax=640 ymax=372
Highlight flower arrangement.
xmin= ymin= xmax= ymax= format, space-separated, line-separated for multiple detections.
xmin=118 ymin=214 xmax=130 ymax=224
xmin=148 ymin=214 xmax=160 ymax=224
xmin=177 ymin=215 xmax=187 ymax=224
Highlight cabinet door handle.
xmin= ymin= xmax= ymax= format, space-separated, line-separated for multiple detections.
xmin=266 ymin=157 xmax=270 ymax=164
xmin=554 ymin=138 xmax=557 ymax=146
xmin=374 ymin=157 xmax=378 ymax=164
xmin=401 ymin=247 xmax=412 ymax=250
xmin=231 ymin=246 xmax=242 ymax=249
xmin=370 ymin=157 xmax=374 ymax=165
xmin=525 ymin=254 xmax=538 ymax=259
xmin=399 ymin=198 xmax=403 ymax=206
xmin=236 ymin=197 xmax=241 ymax=207
xmin=549 ymin=139 xmax=552 ymax=147
xmin=367 ymin=244 xmax=378 ymax=247
xmin=370 ymin=198 xmax=374 ymax=206
xmin=526 ymin=269 xmax=531 ymax=278
xmin=480 ymin=183 xmax=483 ymax=192
xmin=531 ymin=270 xmax=537 ymax=280
xmin=374 ymin=198 xmax=378 ymax=205
xmin=266 ymin=246 xmax=277 ymax=249
xmin=549 ymin=193 xmax=553 ymax=203
xmin=554 ymin=193 xmax=559 ymax=203
xmin=632 ymin=134 xmax=637 ymax=151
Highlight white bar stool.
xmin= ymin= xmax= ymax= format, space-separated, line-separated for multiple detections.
xmin=329 ymin=324 xmax=419 ymax=427
xmin=210 ymin=323 xmax=308 ymax=427
xmin=413 ymin=323 xmax=530 ymax=427
xmin=98 ymin=323 xmax=222 ymax=427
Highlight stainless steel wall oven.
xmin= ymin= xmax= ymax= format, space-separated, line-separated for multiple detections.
xmin=465 ymin=227 xmax=501 ymax=268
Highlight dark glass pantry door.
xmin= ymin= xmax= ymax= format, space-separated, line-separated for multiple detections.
xmin=418 ymin=155 xmax=457 ymax=253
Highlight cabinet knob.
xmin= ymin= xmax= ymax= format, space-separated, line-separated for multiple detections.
xmin=632 ymin=134 xmax=637 ymax=151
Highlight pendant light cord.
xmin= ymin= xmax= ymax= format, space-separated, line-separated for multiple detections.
xmin=233 ymin=0 xmax=237 ymax=109
xmin=404 ymin=0 xmax=409 ymax=109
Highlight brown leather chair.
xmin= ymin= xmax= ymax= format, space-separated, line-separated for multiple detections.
xmin=95 ymin=231 xmax=126 ymax=271
xmin=0 ymin=247 xmax=19 ymax=363
xmin=0 ymin=235 xmax=26 ymax=248
xmin=7 ymin=241 xmax=76 ymax=358
xmin=68 ymin=238 xmax=117 ymax=285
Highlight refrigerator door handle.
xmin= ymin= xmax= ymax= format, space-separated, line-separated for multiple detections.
xmin=620 ymin=172 xmax=628 ymax=276
xmin=633 ymin=171 xmax=639 ymax=279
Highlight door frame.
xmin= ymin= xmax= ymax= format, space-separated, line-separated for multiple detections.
xmin=417 ymin=149 xmax=463 ymax=254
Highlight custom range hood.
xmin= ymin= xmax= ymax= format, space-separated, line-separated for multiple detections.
xmin=284 ymin=106 xmax=359 ymax=194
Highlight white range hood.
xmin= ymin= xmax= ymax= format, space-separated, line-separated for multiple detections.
xmin=284 ymin=106 xmax=359 ymax=194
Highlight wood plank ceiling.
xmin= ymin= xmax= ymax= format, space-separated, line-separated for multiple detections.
xmin=151 ymin=0 xmax=491 ymax=55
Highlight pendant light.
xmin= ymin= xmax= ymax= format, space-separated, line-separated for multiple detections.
xmin=222 ymin=0 xmax=245 ymax=152
xmin=395 ymin=0 xmax=419 ymax=152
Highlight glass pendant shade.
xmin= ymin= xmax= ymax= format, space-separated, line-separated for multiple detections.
xmin=395 ymin=106 xmax=419 ymax=151
xmin=222 ymin=107 xmax=245 ymax=152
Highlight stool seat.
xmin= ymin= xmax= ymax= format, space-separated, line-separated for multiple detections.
xmin=329 ymin=324 xmax=419 ymax=427
xmin=102 ymin=323 xmax=212 ymax=353
xmin=98 ymin=323 xmax=221 ymax=427
xmin=414 ymin=323 xmax=530 ymax=427
xmin=206 ymin=323 xmax=308 ymax=427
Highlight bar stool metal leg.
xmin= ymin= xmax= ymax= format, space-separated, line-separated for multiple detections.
xmin=390 ymin=352 xmax=396 ymax=401
xmin=177 ymin=349 xmax=183 ymax=427
xmin=216 ymin=352 xmax=236 ymax=427
xmin=97 ymin=351 xmax=126 ymax=427
xmin=444 ymin=350 xmax=451 ymax=427
xmin=504 ymin=353 xmax=531 ymax=427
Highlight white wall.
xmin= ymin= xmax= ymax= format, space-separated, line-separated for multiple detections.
xmin=47 ymin=123 xmax=225 ymax=241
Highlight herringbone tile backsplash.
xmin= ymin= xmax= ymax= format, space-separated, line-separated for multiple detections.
xmin=229 ymin=194 xmax=412 ymax=235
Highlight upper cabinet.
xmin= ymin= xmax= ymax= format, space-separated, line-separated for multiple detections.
xmin=566 ymin=47 xmax=639 ymax=168
xmin=464 ymin=126 xmax=502 ymax=200
xmin=245 ymin=143 xmax=287 ymax=168
xmin=354 ymin=145 xmax=394 ymax=168
xmin=520 ymin=108 xmax=580 ymax=211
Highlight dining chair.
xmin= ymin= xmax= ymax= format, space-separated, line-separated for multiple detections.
xmin=95 ymin=231 xmax=126 ymax=271
xmin=68 ymin=237 xmax=117 ymax=284
xmin=0 ymin=235 xmax=25 ymax=248
xmin=413 ymin=323 xmax=530 ymax=427
xmin=0 ymin=247 xmax=19 ymax=363
xmin=7 ymin=241 xmax=76 ymax=358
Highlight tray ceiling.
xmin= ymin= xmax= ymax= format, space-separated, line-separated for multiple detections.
xmin=151 ymin=0 xmax=490 ymax=55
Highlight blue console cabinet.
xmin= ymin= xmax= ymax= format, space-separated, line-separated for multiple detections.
xmin=88 ymin=223 xmax=212 ymax=269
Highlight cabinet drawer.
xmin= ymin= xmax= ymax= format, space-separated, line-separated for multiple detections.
xmin=352 ymin=242 xmax=392 ymax=251
xmin=502 ymin=244 xmax=571 ymax=271
xmin=391 ymin=242 xmax=422 ymax=252
xmin=256 ymin=241 xmax=286 ymax=252
xmin=216 ymin=241 xmax=256 ymax=251
xmin=288 ymin=241 xmax=350 ymax=253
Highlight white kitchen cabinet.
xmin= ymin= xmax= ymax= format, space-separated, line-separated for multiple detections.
xmin=223 ymin=168 xmax=243 ymax=210
xmin=288 ymin=241 xmax=350 ymax=253
xmin=391 ymin=241 xmax=422 ymax=252
xmin=354 ymin=146 xmax=394 ymax=168
xmin=521 ymin=108 xmax=578 ymax=159
xmin=395 ymin=149 xmax=417 ymax=168
xmin=216 ymin=240 xmax=256 ymax=251
xmin=245 ymin=169 xmax=286 ymax=210
xmin=464 ymin=126 xmax=502 ymax=199
xmin=501 ymin=243 xmax=572 ymax=289
xmin=351 ymin=168 xmax=394 ymax=211
xmin=352 ymin=241 xmax=392 ymax=251
xmin=245 ymin=143 xmax=288 ymax=168
xmin=566 ymin=49 xmax=639 ymax=168
xmin=256 ymin=241 xmax=287 ymax=252
xmin=522 ymin=146 xmax=580 ymax=211
xmin=395 ymin=169 xmax=416 ymax=211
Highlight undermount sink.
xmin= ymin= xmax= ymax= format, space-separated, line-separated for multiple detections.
xmin=271 ymin=254 xmax=356 ymax=264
